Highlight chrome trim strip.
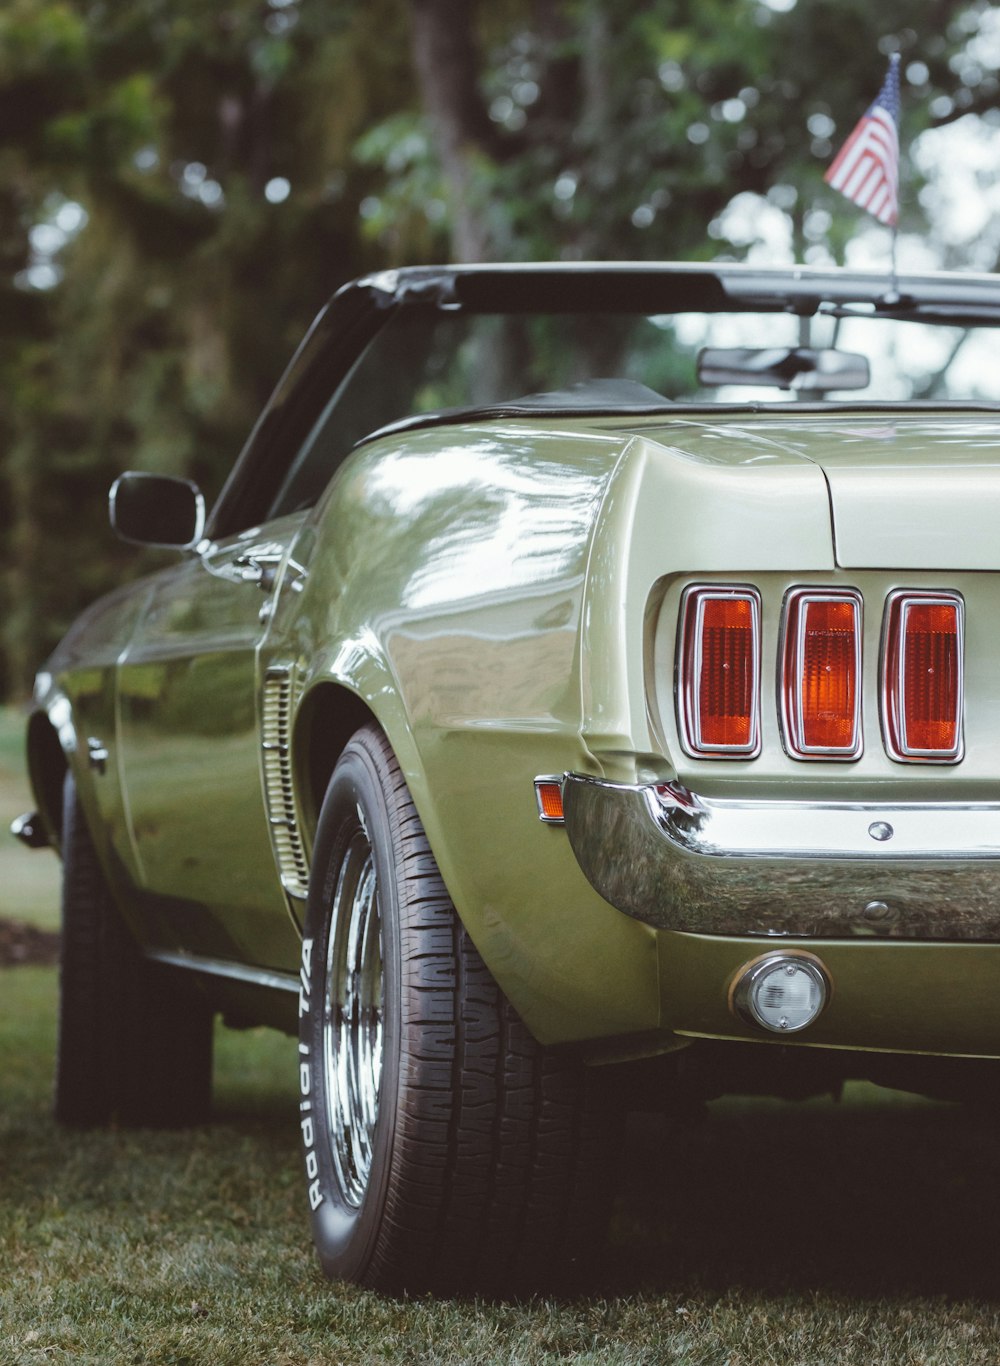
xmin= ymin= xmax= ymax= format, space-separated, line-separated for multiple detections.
xmin=145 ymin=948 xmax=299 ymax=994
xmin=780 ymin=587 xmax=863 ymax=761
xmin=562 ymin=773 xmax=1000 ymax=939
xmin=881 ymin=590 xmax=965 ymax=764
xmin=676 ymin=585 xmax=761 ymax=759
xmin=261 ymin=668 xmax=311 ymax=900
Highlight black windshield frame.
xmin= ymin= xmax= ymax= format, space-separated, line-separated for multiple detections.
xmin=206 ymin=263 xmax=1000 ymax=538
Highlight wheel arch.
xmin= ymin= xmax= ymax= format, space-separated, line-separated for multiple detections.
xmin=293 ymin=682 xmax=378 ymax=844
xmin=291 ymin=675 xmax=427 ymax=856
xmin=283 ymin=613 xmax=660 ymax=1052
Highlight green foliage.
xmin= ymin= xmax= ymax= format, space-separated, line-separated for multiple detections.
xmin=355 ymin=112 xmax=451 ymax=257
xmin=420 ymin=0 xmax=999 ymax=264
xmin=0 ymin=0 xmax=411 ymax=695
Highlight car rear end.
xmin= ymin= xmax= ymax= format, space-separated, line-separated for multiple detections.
xmin=560 ymin=411 xmax=1000 ymax=1076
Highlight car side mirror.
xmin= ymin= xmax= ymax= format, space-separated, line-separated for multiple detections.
xmin=109 ymin=472 xmax=206 ymax=549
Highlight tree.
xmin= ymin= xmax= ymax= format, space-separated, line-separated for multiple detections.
xmin=0 ymin=0 xmax=412 ymax=694
xmin=395 ymin=0 xmax=1000 ymax=265
xmin=1 ymin=0 xmax=998 ymax=697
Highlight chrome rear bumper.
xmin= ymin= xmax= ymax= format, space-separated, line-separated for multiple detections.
xmin=561 ymin=775 xmax=1000 ymax=940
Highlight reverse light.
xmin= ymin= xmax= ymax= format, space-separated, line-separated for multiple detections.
xmin=677 ymin=587 xmax=761 ymax=758
xmin=781 ymin=589 xmax=862 ymax=760
xmin=731 ymin=952 xmax=831 ymax=1034
xmin=882 ymin=591 xmax=964 ymax=763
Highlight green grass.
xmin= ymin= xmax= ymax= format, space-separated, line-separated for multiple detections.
xmin=4 ymin=704 xmax=1000 ymax=1360
xmin=3 ymin=967 xmax=1000 ymax=1363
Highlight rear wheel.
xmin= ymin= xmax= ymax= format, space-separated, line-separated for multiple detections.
xmin=298 ymin=724 xmax=614 ymax=1295
xmin=56 ymin=774 xmax=214 ymax=1128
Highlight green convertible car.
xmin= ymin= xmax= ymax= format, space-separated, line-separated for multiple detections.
xmin=14 ymin=261 xmax=1000 ymax=1291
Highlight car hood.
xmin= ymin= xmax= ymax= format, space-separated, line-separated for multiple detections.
xmin=628 ymin=413 xmax=1000 ymax=571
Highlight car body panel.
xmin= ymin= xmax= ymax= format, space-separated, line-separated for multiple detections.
xmin=579 ymin=424 xmax=836 ymax=775
xmin=698 ymin=415 xmax=1000 ymax=570
xmin=34 ymin=580 xmax=154 ymax=889
xmin=261 ymin=423 xmax=665 ymax=1042
xmin=116 ymin=519 xmax=304 ymax=970
xmin=660 ymin=932 xmax=1000 ymax=1059
xmin=31 ymin=406 xmax=1000 ymax=1046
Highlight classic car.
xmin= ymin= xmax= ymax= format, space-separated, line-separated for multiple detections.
xmin=14 ymin=260 xmax=1000 ymax=1293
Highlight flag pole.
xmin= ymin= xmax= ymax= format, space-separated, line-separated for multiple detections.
xmin=888 ymin=50 xmax=901 ymax=298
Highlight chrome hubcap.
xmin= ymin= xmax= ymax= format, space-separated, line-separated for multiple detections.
xmin=322 ymin=828 xmax=384 ymax=1208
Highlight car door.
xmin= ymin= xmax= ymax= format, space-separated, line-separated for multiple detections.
xmin=116 ymin=514 xmax=306 ymax=972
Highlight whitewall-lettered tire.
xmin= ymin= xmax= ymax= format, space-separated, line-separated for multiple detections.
xmin=297 ymin=724 xmax=614 ymax=1295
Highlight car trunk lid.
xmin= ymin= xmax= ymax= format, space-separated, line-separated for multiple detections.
xmin=622 ymin=413 xmax=1000 ymax=571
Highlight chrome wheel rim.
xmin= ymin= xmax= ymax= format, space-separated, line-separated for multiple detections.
xmin=323 ymin=827 xmax=384 ymax=1209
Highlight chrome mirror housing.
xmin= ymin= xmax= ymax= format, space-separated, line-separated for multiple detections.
xmin=109 ymin=472 xmax=206 ymax=549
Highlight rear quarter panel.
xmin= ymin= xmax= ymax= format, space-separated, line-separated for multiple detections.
xmin=271 ymin=414 xmax=844 ymax=1045
xmin=272 ymin=421 xmax=664 ymax=1045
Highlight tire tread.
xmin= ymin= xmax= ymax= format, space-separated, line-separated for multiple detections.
xmin=343 ymin=726 xmax=611 ymax=1295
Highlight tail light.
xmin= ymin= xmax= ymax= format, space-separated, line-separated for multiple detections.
xmin=677 ymin=587 xmax=761 ymax=758
xmin=882 ymin=592 xmax=964 ymax=762
xmin=781 ymin=589 xmax=863 ymax=760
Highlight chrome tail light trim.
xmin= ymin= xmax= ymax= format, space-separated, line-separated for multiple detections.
xmin=881 ymin=590 xmax=965 ymax=764
xmin=676 ymin=584 xmax=762 ymax=759
xmin=779 ymin=587 xmax=863 ymax=761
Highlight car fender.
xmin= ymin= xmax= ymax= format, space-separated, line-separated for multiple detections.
xmin=268 ymin=423 xmax=662 ymax=1045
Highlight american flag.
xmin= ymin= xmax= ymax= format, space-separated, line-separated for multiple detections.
xmin=825 ymin=54 xmax=901 ymax=226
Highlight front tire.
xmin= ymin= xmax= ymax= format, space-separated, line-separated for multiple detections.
xmin=56 ymin=774 xmax=214 ymax=1128
xmin=298 ymin=725 xmax=613 ymax=1295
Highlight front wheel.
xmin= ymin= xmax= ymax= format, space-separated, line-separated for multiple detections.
xmin=298 ymin=725 xmax=614 ymax=1295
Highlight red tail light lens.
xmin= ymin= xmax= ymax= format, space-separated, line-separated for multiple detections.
xmin=781 ymin=590 xmax=862 ymax=759
xmin=883 ymin=592 xmax=963 ymax=762
xmin=678 ymin=587 xmax=760 ymax=757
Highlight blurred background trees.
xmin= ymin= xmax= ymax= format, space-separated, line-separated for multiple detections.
xmin=1 ymin=0 xmax=998 ymax=697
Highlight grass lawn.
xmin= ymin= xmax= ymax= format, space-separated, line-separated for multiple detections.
xmin=3 ymin=705 xmax=1000 ymax=1361
xmin=2 ymin=967 xmax=1000 ymax=1363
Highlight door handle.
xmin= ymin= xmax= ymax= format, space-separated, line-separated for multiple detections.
xmin=233 ymin=550 xmax=307 ymax=595
xmin=234 ymin=553 xmax=280 ymax=592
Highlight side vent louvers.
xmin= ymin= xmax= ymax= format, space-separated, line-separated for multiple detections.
xmin=262 ymin=669 xmax=310 ymax=900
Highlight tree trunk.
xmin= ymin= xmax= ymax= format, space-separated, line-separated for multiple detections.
xmin=408 ymin=0 xmax=496 ymax=262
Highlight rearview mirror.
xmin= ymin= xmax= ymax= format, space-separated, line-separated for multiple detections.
xmin=109 ymin=472 xmax=206 ymax=549
xmin=697 ymin=346 xmax=870 ymax=392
